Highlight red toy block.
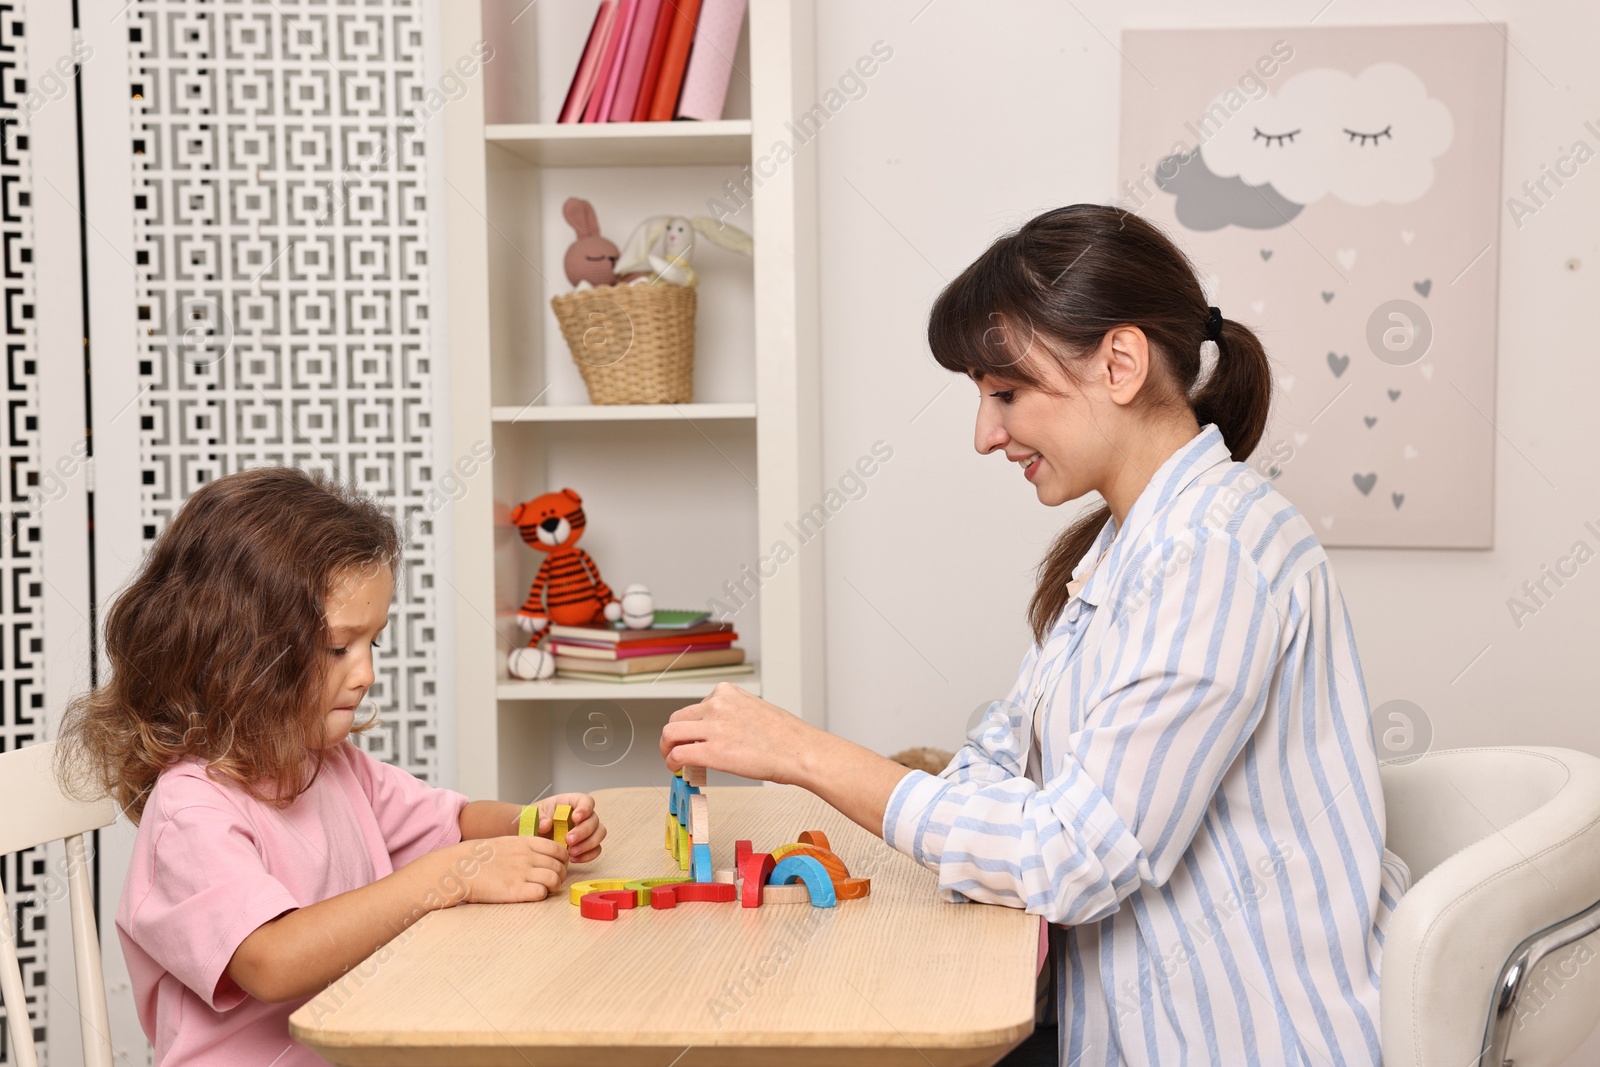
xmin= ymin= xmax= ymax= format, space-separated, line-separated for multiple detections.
xmin=735 ymin=839 xmax=752 ymax=871
xmin=738 ymin=850 xmax=777 ymax=908
xmin=650 ymin=881 xmax=738 ymax=909
xmin=579 ymin=890 xmax=638 ymax=921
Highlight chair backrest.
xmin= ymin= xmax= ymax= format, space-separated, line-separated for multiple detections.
xmin=0 ymin=740 xmax=120 ymax=1067
xmin=1379 ymin=746 xmax=1600 ymax=1067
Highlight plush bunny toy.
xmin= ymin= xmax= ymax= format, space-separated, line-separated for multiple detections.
xmin=614 ymin=215 xmax=754 ymax=288
xmin=562 ymin=197 xmax=622 ymax=289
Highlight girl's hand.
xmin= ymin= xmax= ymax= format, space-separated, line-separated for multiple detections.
xmin=525 ymin=793 xmax=606 ymax=863
xmin=660 ymin=682 xmax=816 ymax=785
xmin=459 ymin=836 xmax=569 ymax=904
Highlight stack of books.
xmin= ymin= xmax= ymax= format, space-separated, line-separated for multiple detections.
xmin=557 ymin=0 xmax=747 ymax=124
xmin=545 ymin=609 xmax=752 ymax=684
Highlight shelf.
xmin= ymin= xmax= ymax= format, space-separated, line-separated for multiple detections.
xmin=492 ymin=402 xmax=757 ymax=423
xmin=498 ymin=668 xmax=760 ymax=701
xmin=486 ymin=121 xmax=753 ymax=167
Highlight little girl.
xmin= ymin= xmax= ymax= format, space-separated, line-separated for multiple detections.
xmin=55 ymin=466 xmax=606 ymax=1066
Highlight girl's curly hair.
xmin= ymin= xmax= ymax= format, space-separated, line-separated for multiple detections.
xmin=55 ymin=466 xmax=400 ymax=824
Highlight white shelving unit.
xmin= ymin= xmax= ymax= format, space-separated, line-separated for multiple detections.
xmin=443 ymin=2 xmax=822 ymax=800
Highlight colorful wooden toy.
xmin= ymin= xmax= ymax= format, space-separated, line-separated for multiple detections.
xmin=689 ymin=793 xmax=710 ymax=841
xmin=649 ymin=881 xmax=737 ymax=909
xmin=691 ymin=842 xmax=713 ymax=882
xmin=735 ymin=839 xmax=752 ymax=871
xmin=770 ymin=855 xmax=836 ymax=907
xmin=519 ymin=804 xmax=542 ymax=837
xmin=834 ymin=877 xmax=872 ymax=900
xmin=685 ymin=765 xmax=707 ymax=788
xmin=713 ymin=869 xmax=737 ymax=884
xmin=552 ymin=803 xmax=573 ymax=846
xmin=737 ymin=851 xmax=777 ymax=908
xmin=567 ymin=878 xmax=632 ymax=905
xmin=756 ymin=882 xmax=813 ymax=905
xmin=580 ymin=890 xmax=639 ymax=920
xmin=768 ymin=843 xmax=849 ymax=882
xmin=798 ymin=829 xmax=831 ymax=851
xmin=622 ymin=876 xmax=692 ymax=907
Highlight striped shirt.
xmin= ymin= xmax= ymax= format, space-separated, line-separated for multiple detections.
xmin=883 ymin=422 xmax=1411 ymax=1067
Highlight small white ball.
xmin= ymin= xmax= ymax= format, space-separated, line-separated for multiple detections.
xmin=621 ymin=583 xmax=655 ymax=629
xmin=508 ymin=647 xmax=555 ymax=680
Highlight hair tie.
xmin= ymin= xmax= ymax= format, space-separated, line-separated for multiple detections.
xmin=1205 ymin=306 xmax=1224 ymax=342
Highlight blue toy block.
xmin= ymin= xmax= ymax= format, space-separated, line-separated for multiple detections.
xmin=770 ymin=855 xmax=836 ymax=907
xmin=692 ymin=842 xmax=713 ymax=883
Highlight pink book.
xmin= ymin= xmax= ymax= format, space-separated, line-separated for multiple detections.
xmin=607 ymin=0 xmax=661 ymax=121
xmin=583 ymin=0 xmax=634 ymax=123
xmin=559 ymin=1 xmax=616 ymax=124
xmin=593 ymin=0 xmax=642 ymax=124
xmin=675 ymin=0 xmax=746 ymax=121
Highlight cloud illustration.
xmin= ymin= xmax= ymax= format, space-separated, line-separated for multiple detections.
xmin=1199 ymin=62 xmax=1454 ymax=207
xmin=1154 ymin=149 xmax=1304 ymax=231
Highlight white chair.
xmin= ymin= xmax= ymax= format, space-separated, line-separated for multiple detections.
xmin=1381 ymin=746 xmax=1600 ymax=1067
xmin=0 ymin=740 xmax=118 ymax=1067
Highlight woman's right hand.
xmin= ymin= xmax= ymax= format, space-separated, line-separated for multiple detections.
xmin=448 ymin=836 xmax=569 ymax=904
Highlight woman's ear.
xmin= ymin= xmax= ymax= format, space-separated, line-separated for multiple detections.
xmin=1102 ymin=325 xmax=1151 ymax=406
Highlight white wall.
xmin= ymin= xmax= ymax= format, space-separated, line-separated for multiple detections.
xmin=805 ymin=1 xmax=1600 ymax=1061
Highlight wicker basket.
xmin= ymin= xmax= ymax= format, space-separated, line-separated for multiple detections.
xmin=550 ymin=283 xmax=697 ymax=405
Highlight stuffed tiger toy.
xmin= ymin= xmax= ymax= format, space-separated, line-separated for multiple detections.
xmin=506 ymin=488 xmax=652 ymax=680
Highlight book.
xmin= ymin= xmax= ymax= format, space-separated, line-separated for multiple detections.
xmin=651 ymin=608 xmax=712 ymax=628
xmin=547 ymin=630 xmax=735 ymax=652
xmin=558 ymin=1 xmax=616 ymax=124
xmin=586 ymin=0 xmax=638 ymax=123
xmin=549 ymin=635 xmax=735 ymax=660
xmin=554 ymin=646 xmax=745 ymax=675
xmin=607 ymin=0 xmax=661 ymax=121
xmin=629 ymin=0 xmax=677 ymax=121
xmin=675 ymin=0 xmax=746 ymax=121
xmin=546 ymin=619 xmax=732 ymax=644
xmin=645 ymin=0 xmax=702 ymax=122
xmin=553 ymin=662 xmax=756 ymax=684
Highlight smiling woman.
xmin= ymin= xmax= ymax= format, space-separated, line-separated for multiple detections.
xmin=662 ymin=203 xmax=1408 ymax=1067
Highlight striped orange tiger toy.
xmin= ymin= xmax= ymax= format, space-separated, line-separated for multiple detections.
xmin=510 ymin=488 xmax=621 ymax=638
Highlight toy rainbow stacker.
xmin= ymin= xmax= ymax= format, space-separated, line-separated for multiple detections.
xmin=524 ymin=766 xmax=872 ymax=920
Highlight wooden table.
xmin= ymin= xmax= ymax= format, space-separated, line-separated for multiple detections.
xmin=288 ymin=784 xmax=1040 ymax=1066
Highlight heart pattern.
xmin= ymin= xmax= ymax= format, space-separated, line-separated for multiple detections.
xmin=1337 ymin=248 xmax=1357 ymax=270
xmin=1327 ymin=351 xmax=1350 ymax=377
xmin=1321 ymin=291 xmax=1335 ymax=303
xmin=1251 ymin=299 xmax=1266 ymax=314
xmin=1420 ymin=364 xmax=1434 ymax=380
xmin=1293 ymin=432 xmax=1309 ymax=446
xmin=1260 ymin=249 xmax=1273 ymax=261
xmin=1414 ymin=279 xmax=1432 ymax=297
xmin=1364 ymin=416 xmax=1377 ymax=428
xmin=1388 ymin=389 xmax=1401 ymax=401
xmin=1321 ymin=515 xmax=1335 ymax=529
xmin=1401 ymin=229 xmax=1415 ymax=244
xmin=1353 ymin=472 xmax=1377 ymax=496
xmin=1404 ymin=444 xmax=1418 ymax=459
xmin=1281 ymin=374 xmax=1296 ymax=392
xmin=1392 ymin=492 xmax=1405 ymax=509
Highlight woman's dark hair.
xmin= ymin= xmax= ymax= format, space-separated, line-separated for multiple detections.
xmin=55 ymin=467 xmax=401 ymax=823
xmin=928 ymin=204 xmax=1273 ymax=645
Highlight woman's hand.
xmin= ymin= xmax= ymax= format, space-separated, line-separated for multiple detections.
xmin=524 ymin=793 xmax=607 ymax=863
xmin=659 ymin=682 xmax=817 ymax=785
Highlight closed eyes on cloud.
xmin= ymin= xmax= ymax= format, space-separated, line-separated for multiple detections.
xmin=1252 ymin=127 xmax=1301 ymax=147
xmin=1343 ymin=125 xmax=1393 ymax=146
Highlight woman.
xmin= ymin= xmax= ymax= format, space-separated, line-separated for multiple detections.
xmin=661 ymin=204 xmax=1410 ymax=1067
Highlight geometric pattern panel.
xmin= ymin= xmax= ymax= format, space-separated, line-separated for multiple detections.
xmin=127 ymin=0 xmax=442 ymax=782
xmin=0 ymin=0 xmax=48 ymax=1061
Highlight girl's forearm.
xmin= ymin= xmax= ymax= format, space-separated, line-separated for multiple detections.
xmin=459 ymin=799 xmax=524 ymax=840
xmin=792 ymin=729 xmax=916 ymax=839
xmin=229 ymin=843 xmax=481 ymax=1003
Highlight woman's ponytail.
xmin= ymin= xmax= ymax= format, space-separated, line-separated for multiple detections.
xmin=1192 ymin=316 xmax=1273 ymax=463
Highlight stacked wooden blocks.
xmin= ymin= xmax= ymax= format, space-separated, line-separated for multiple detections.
xmin=567 ymin=767 xmax=874 ymax=920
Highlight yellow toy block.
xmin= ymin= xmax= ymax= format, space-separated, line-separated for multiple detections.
xmin=567 ymin=878 xmax=632 ymax=906
xmin=518 ymin=804 xmax=542 ymax=837
xmin=623 ymin=876 xmax=692 ymax=907
xmin=553 ymin=803 xmax=573 ymax=847
xmin=665 ymin=812 xmax=677 ymax=851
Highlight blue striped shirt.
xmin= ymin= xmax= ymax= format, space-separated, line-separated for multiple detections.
xmin=883 ymin=422 xmax=1410 ymax=1066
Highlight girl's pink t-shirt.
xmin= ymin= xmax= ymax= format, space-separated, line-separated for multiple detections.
xmin=115 ymin=740 xmax=471 ymax=1066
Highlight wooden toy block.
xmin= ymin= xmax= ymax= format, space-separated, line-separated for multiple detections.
xmin=689 ymin=793 xmax=710 ymax=842
xmin=768 ymin=843 xmax=849 ymax=882
xmin=674 ymin=766 xmax=684 ymax=778
xmin=623 ymin=876 xmax=692 ymax=907
xmin=669 ymin=777 xmax=680 ymax=817
xmin=735 ymin=839 xmax=752 ymax=871
xmin=650 ymin=881 xmax=738 ymax=909
xmin=552 ymin=804 xmax=573 ymax=846
xmin=713 ymin=869 xmax=737 ymax=884
xmin=798 ymin=829 xmax=831 ymax=851
xmin=691 ymin=841 xmax=713 ymax=882
xmin=834 ymin=877 xmax=872 ymax=900
xmin=737 ymin=851 xmax=777 ymax=908
xmin=770 ymin=855 xmax=837 ymax=907
xmin=518 ymin=804 xmax=542 ymax=837
xmin=757 ymin=882 xmax=812 ymax=905
xmin=567 ymin=878 xmax=632 ymax=906
xmin=665 ymin=812 xmax=677 ymax=851
xmin=685 ymin=765 xmax=707 ymax=788
xmin=676 ymin=828 xmax=690 ymax=870
xmin=580 ymin=890 xmax=639 ymax=921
